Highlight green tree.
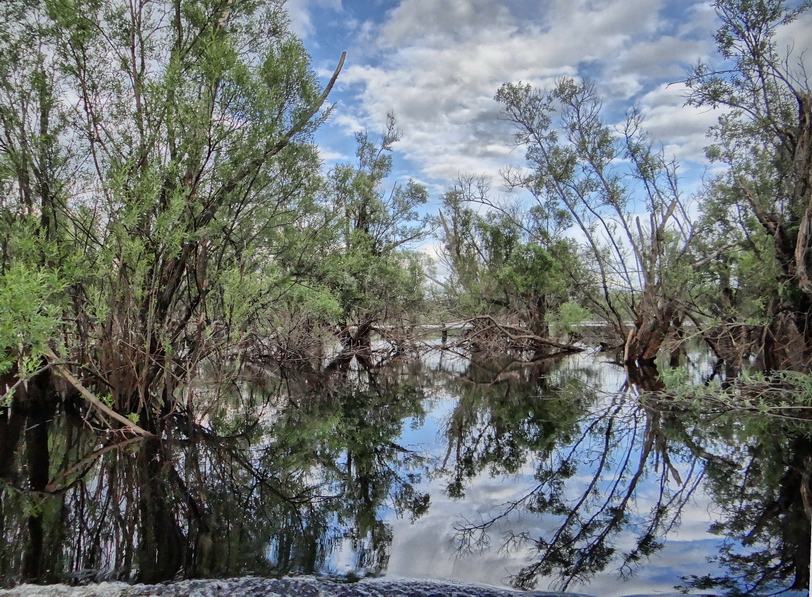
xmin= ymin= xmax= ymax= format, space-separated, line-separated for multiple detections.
xmin=0 ymin=0 xmax=344 ymax=422
xmin=436 ymin=176 xmax=582 ymax=358
xmin=300 ymin=115 xmax=431 ymax=362
xmin=686 ymin=0 xmax=812 ymax=371
xmin=495 ymin=78 xmax=698 ymax=365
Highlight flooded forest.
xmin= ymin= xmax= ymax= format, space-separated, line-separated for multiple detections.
xmin=1 ymin=0 xmax=812 ymax=595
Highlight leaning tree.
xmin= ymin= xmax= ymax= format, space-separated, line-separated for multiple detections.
xmin=496 ymin=78 xmax=697 ymax=366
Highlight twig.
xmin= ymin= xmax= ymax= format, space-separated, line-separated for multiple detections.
xmin=465 ymin=315 xmax=584 ymax=353
xmin=45 ymin=435 xmax=146 ymax=492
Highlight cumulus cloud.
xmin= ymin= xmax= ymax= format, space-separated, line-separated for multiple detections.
xmin=633 ymin=82 xmax=725 ymax=163
xmin=311 ymin=0 xmax=810 ymax=195
xmin=317 ymin=147 xmax=349 ymax=163
xmin=775 ymin=10 xmax=812 ymax=76
xmin=377 ymin=0 xmax=515 ymax=48
xmin=326 ymin=0 xmax=726 ymax=186
xmin=285 ymin=0 xmax=344 ymax=40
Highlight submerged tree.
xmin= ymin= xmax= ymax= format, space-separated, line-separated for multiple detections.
xmin=435 ymin=175 xmax=586 ymax=359
xmin=687 ymin=0 xmax=812 ymax=371
xmin=0 ymin=0 xmax=344 ymax=423
xmin=304 ymin=115 xmax=430 ymax=364
xmin=494 ymin=78 xmax=698 ymax=367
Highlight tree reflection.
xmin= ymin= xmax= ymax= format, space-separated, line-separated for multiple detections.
xmin=2 ymin=353 xmax=810 ymax=594
xmin=673 ymin=409 xmax=812 ymax=595
xmin=0 ymin=360 xmax=429 ymax=585
xmin=0 ymin=371 xmax=64 ymax=586
xmin=445 ymin=359 xmax=717 ymax=591
xmin=444 ymin=356 xmax=812 ymax=595
xmin=437 ymin=357 xmax=591 ymax=499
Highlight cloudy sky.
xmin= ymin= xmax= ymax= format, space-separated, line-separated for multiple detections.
xmin=286 ymin=0 xmax=812 ymax=199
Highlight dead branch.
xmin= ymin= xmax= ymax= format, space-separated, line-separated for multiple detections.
xmin=44 ymin=347 xmax=152 ymax=436
xmin=464 ymin=315 xmax=584 ymax=354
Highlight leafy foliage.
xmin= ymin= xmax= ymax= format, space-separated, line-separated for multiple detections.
xmin=0 ymin=0 xmax=342 ymax=418
xmin=436 ymin=176 xmax=579 ymax=341
xmin=286 ymin=115 xmax=431 ymax=357
xmin=494 ymin=77 xmax=695 ymax=363
xmin=0 ymin=264 xmax=64 ymax=377
xmin=687 ymin=0 xmax=812 ymax=371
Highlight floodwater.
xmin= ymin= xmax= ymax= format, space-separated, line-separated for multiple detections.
xmin=0 ymin=348 xmax=810 ymax=596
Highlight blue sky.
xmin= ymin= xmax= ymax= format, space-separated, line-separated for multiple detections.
xmin=286 ymin=0 xmax=812 ymax=205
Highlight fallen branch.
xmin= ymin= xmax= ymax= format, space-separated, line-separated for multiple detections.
xmin=465 ymin=315 xmax=584 ymax=353
xmin=44 ymin=347 xmax=152 ymax=436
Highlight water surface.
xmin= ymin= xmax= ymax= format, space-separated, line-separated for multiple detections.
xmin=0 ymin=349 xmax=809 ymax=596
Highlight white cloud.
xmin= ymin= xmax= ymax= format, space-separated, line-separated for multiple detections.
xmin=378 ymin=0 xmax=515 ymax=48
xmin=284 ymin=0 xmax=315 ymax=39
xmin=317 ymin=147 xmax=349 ymax=163
xmin=311 ymin=0 xmax=810 ymax=201
xmin=633 ymin=82 xmax=726 ymax=163
xmin=285 ymin=0 xmax=344 ymax=39
xmin=775 ymin=10 xmax=812 ymax=76
xmin=328 ymin=0 xmax=720 ymax=187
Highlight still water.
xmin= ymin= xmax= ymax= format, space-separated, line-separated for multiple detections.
xmin=0 ymin=348 xmax=809 ymax=596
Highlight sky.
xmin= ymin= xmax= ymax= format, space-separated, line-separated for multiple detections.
xmin=285 ymin=0 xmax=812 ymax=205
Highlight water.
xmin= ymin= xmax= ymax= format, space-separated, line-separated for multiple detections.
xmin=0 ymin=348 xmax=809 ymax=596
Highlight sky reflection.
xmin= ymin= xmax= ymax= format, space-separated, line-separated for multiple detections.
xmin=378 ymin=351 xmax=801 ymax=596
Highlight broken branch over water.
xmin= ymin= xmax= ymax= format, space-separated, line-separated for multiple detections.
xmin=44 ymin=347 xmax=152 ymax=436
xmin=462 ymin=315 xmax=584 ymax=359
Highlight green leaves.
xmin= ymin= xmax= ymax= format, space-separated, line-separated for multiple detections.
xmin=686 ymin=0 xmax=812 ymax=370
xmin=0 ymin=263 xmax=64 ymax=375
xmin=0 ymin=0 xmax=347 ymax=415
xmin=294 ymin=116 xmax=430 ymax=339
xmin=547 ymin=302 xmax=592 ymax=338
xmin=436 ymin=174 xmax=582 ymax=342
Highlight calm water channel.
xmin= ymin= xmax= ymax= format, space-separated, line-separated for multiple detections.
xmin=0 ymin=348 xmax=809 ymax=596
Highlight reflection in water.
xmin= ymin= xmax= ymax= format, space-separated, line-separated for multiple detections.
xmin=675 ymin=412 xmax=812 ymax=594
xmin=0 ymin=361 xmax=430 ymax=586
xmin=0 ymin=352 xmax=809 ymax=595
xmin=445 ymin=358 xmax=709 ymax=591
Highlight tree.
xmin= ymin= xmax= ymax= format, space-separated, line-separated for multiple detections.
xmin=686 ymin=0 xmax=812 ymax=371
xmin=300 ymin=115 xmax=431 ymax=364
xmin=0 ymin=0 xmax=344 ymax=423
xmin=495 ymin=78 xmax=698 ymax=366
xmin=0 ymin=0 xmax=73 ymax=410
xmin=435 ymin=175 xmax=584 ymax=359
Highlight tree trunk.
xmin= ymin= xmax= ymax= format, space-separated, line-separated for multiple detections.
xmin=625 ymin=300 xmax=678 ymax=366
xmin=764 ymin=310 xmax=808 ymax=372
xmin=137 ymin=439 xmax=184 ymax=583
